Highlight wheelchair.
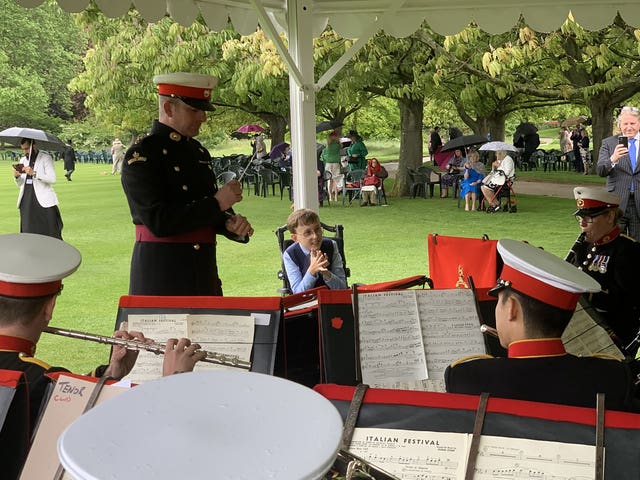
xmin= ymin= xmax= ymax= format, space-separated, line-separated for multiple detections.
xmin=482 ymin=173 xmax=517 ymax=213
xmin=274 ymin=222 xmax=350 ymax=295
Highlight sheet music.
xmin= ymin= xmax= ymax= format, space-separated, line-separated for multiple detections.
xmin=349 ymin=427 xmax=467 ymax=479
xmin=563 ymin=303 xmax=624 ymax=359
xmin=126 ymin=313 xmax=254 ymax=383
xmin=348 ymin=428 xmax=597 ymax=480
xmin=473 ymin=435 xmax=596 ymax=479
xmin=417 ymin=289 xmax=486 ymax=392
xmin=358 ymin=291 xmax=428 ymax=386
xmin=357 ymin=289 xmax=484 ymax=392
xmin=188 ymin=314 xmax=254 ymax=374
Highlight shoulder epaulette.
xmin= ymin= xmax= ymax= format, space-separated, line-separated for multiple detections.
xmin=620 ymin=233 xmax=636 ymax=242
xmin=450 ymin=354 xmax=494 ymax=368
xmin=588 ymin=353 xmax=622 ymax=361
xmin=19 ymin=354 xmax=52 ymax=370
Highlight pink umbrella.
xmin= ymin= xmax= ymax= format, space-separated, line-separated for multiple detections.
xmin=236 ymin=124 xmax=265 ymax=133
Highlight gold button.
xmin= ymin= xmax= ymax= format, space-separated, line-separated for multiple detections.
xmin=193 ymin=243 xmax=201 ymax=250
xmin=182 ymin=185 xmax=188 ymax=191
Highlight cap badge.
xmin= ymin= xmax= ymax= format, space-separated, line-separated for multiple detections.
xmin=204 ymin=89 xmax=211 ymax=99
xmin=577 ymin=198 xmax=585 ymax=208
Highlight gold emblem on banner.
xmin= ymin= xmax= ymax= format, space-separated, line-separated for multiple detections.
xmin=455 ymin=265 xmax=469 ymax=288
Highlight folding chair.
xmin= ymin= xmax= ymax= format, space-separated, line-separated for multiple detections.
xmin=275 ymin=222 xmax=350 ymax=295
xmin=342 ymin=169 xmax=366 ymax=206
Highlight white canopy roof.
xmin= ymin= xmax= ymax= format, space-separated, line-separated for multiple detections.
xmin=16 ymin=0 xmax=639 ymax=209
xmin=17 ymin=1 xmax=639 ymax=36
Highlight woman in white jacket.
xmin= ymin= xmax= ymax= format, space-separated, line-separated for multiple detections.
xmin=13 ymin=138 xmax=63 ymax=239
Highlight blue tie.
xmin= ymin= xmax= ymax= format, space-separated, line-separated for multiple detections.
xmin=630 ymin=138 xmax=637 ymax=193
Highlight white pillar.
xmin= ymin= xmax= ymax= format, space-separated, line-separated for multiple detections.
xmin=288 ymin=0 xmax=318 ymax=211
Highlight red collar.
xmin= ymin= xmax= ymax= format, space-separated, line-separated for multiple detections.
xmin=0 ymin=335 xmax=36 ymax=356
xmin=594 ymin=226 xmax=620 ymax=245
xmin=508 ymin=338 xmax=566 ymax=358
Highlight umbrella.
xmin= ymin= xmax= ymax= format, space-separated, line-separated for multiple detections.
xmin=236 ymin=124 xmax=265 ymax=134
xmin=0 ymin=127 xmax=65 ymax=152
xmin=515 ymin=122 xmax=538 ymax=136
xmin=479 ymin=141 xmax=519 ymax=152
xmin=440 ymin=134 xmax=488 ymax=152
xmin=561 ymin=115 xmax=588 ymax=128
xmin=269 ymin=142 xmax=290 ymax=159
xmin=316 ymin=120 xmax=343 ymax=133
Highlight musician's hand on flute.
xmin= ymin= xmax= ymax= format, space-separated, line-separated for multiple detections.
xmin=104 ymin=330 xmax=148 ymax=380
xmin=162 ymin=337 xmax=208 ymax=376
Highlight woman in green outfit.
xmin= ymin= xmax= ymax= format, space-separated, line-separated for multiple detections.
xmin=347 ymin=130 xmax=368 ymax=171
xmin=320 ymin=132 xmax=343 ymax=202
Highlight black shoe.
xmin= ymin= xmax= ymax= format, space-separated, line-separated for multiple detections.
xmin=486 ymin=205 xmax=500 ymax=213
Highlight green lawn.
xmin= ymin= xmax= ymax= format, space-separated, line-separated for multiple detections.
xmin=0 ymin=159 xmax=595 ymax=372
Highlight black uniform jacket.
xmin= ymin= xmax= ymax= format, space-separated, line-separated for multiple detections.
xmin=121 ymin=121 xmax=248 ymax=296
xmin=445 ymin=338 xmax=639 ymax=412
xmin=572 ymin=227 xmax=640 ymax=347
xmin=0 ymin=335 xmax=68 ymax=480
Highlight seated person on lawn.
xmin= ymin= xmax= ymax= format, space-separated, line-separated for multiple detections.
xmin=282 ymin=209 xmax=347 ymax=294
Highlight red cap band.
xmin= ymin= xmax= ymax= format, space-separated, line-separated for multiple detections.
xmin=157 ymin=84 xmax=211 ymax=100
xmin=0 ymin=280 xmax=61 ymax=298
xmin=500 ymin=265 xmax=580 ymax=311
xmin=576 ymin=198 xmax=618 ymax=209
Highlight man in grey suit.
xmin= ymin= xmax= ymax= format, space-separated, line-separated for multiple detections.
xmin=597 ymin=106 xmax=640 ymax=240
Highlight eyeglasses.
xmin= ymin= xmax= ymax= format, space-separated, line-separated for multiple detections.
xmin=575 ymin=211 xmax=608 ymax=224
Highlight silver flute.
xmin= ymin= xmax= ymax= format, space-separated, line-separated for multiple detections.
xmin=43 ymin=325 xmax=251 ymax=370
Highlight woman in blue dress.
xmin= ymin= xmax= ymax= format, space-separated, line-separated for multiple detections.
xmin=459 ymin=150 xmax=485 ymax=211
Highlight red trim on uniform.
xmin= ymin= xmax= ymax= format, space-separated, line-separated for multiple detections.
xmin=507 ymin=338 xmax=566 ymax=358
xmin=117 ymin=295 xmax=282 ymax=311
xmin=0 ymin=335 xmax=36 ymax=356
xmin=578 ymin=198 xmax=618 ymax=209
xmin=0 ymin=279 xmax=61 ymax=298
xmin=500 ymin=265 xmax=579 ymax=310
xmin=0 ymin=369 xmax=24 ymax=388
xmin=135 ymin=225 xmax=216 ymax=244
xmin=313 ymin=384 xmax=640 ymax=429
xmin=157 ymin=83 xmax=211 ymax=100
xmin=594 ymin=226 xmax=620 ymax=245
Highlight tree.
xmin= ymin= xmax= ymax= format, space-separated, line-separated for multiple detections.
xmin=351 ymin=30 xmax=437 ymax=196
xmin=0 ymin=0 xmax=85 ymax=131
xmin=419 ymin=16 xmax=640 ymax=160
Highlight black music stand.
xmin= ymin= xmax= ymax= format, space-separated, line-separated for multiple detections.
xmin=115 ymin=296 xmax=281 ymax=375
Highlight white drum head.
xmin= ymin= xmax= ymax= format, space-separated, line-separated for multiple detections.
xmin=58 ymin=371 xmax=343 ymax=480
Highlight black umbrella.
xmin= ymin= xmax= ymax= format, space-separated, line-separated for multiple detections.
xmin=515 ymin=122 xmax=538 ymax=136
xmin=316 ymin=120 xmax=343 ymax=134
xmin=440 ymin=134 xmax=488 ymax=152
xmin=0 ymin=127 xmax=65 ymax=151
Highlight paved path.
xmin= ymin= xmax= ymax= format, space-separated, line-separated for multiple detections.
xmin=385 ymin=161 xmax=576 ymax=199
